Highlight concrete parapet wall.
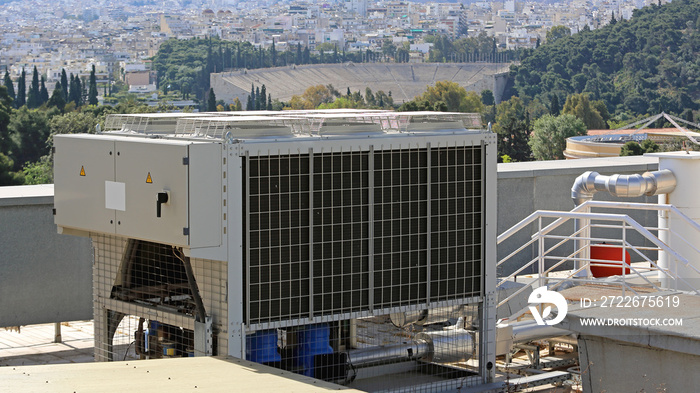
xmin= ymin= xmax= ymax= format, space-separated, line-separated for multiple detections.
xmin=0 ymin=185 xmax=92 ymax=327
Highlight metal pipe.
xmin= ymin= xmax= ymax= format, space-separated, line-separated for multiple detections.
xmin=417 ymin=330 xmax=475 ymax=364
xmin=511 ymin=320 xmax=571 ymax=343
xmin=571 ymin=169 xmax=676 ymax=278
xmin=390 ymin=305 xmax=466 ymax=327
xmin=349 ymin=319 xmax=357 ymax=349
xmin=347 ymin=330 xmax=476 ymax=368
xmin=571 ymin=169 xmax=676 ymax=206
xmin=346 ymin=340 xmax=431 ymax=368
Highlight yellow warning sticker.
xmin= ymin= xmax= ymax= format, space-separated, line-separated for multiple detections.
xmin=146 ymin=172 xmax=153 ymax=183
xmin=80 ymin=166 xmax=86 ymax=176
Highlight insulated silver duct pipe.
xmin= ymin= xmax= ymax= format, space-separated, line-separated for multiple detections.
xmin=570 ymin=169 xmax=676 ymax=276
xmin=571 ymin=169 xmax=676 ymax=206
xmin=389 ymin=305 xmax=468 ymax=327
xmin=511 ymin=320 xmax=572 ymax=343
xmin=346 ymin=330 xmax=474 ymax=368
xmin=346 ymin=340 xmax=432 ymax=368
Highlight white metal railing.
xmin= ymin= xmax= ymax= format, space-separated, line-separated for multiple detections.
xmin=496 ymin=201 xmax=700 ymax=310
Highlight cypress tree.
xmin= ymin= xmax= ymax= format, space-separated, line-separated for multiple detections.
xmin=60 ymin=69 xmax=69 ymax=101
xmin=303 ymin=46 xmax=310 ymax=64
xmin=271 ymin=39 xmax=277 ymax=67
xmin=207 ymin=88 xmax=217 ymax=112
xmin=27 ymin=66 xmax=40 ymax=108
xmin=255 ymin=87 xmax=261 ymax=110
xmin=549 ymin=94 xmax=560 ymax=116
xmin=260 ymin=85 xmax=266 ymax=110
xmin=39 ymin=76 xmax=49 ymax=105
xmin=76 ymin=76 xmax=84 ymax=106
xmin=68 ymin=74 xmax=76 ymax=104
xmin=88 ymin=64 xmax=98 ymax=105
xmin=16 ymin=69 xmax=26 ymax=107
xmin=3 ymin=71 xmax=15 ymax=105
xmin=82 ymin=76 xmax=87 ymax=103
xmin=236 ymin=42 xmax=241 ymax=68
xmin=296 ymin=43 xmax=302 ymax=65
xmin=246 ymin=94 xmax=254 ymax=111
xmin=267 ymin=94 xmax=272 ymax=111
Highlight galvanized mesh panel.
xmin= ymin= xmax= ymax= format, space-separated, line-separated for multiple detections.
xmin=92 ymin=234 xmax=227 ymax=361
xmin=245 ymin=303 xmax=482 ymax=392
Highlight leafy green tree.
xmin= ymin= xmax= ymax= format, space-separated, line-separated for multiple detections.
xmin=481 ymin=89 xmax=495 ymax=106
xmin=3 ymin=71 xmax=15 ymax=105
xmin=622 ymin=139 xmax=660 ymax=156
xmin=48 ymin=110 xmax=99 ymax=137
xmin=232 ymin=97 xmax=242 ymax=111
xmin=207 ymin=88 xmax=217 ymax=112
xmin=48 ymin=87 xmax=66 ymax=111
xmin=493 ymin=96 xmax=531 ymax=162
xmin=22 ymin=157 xmax=53 ymax=184
xmin=412 ymin=81 xmax=484 ymax=113
xmin=512 ymin=1 xmax=700 ymax=117
xmin=546 ymin=26 xmax=571 ymax=45
xmin=365 ymin=87 xmax=375 ymax=106
xmin=0 ymin=85 xmax=14 ymax=156
xmin=381 ymin=40 xmax=397 ymax=59
xmin=529 ymin=114 xmax=587 ymax=160
xmin=641 ymin=139 xmax=660 ymax=153
xmin=16 ymin=69 xmax=26 ymax=108
xmin=8 ymin=107 xmax=50 ymax=170
xmin=396 ymin=47 xmax=410 ymax=63
xmin=88 ymin=64 xmax=99 ymax=105
xmin=562 ymin=93 xmax=606 ymax=129
xmin=620 ymin=141 xmax=644 ymax=156
xmin=0 ymin=153 xmax=24 ymax=185
xmin=301 ymin=85 xmax=335 ymax=108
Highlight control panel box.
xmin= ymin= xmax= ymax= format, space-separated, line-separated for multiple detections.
xmin=54 ymin=134 xmax=222 ymax=249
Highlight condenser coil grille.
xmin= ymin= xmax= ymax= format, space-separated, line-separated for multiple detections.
xmin=246 ymin=145 xmax=483 ymax=326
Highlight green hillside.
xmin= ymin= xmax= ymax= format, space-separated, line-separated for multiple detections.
xmin=510 ymin=0 xmax=700 ymax=116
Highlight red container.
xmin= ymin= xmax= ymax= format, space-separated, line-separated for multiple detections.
xmin=589 ymin=244 xmax=632 ymax=277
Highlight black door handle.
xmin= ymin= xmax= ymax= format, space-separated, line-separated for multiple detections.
xmin=157 ymin=191 xmax=169 ymax=218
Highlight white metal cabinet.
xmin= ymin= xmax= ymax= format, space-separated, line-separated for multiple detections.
xmin=54 ymin=135 xmax=116 ymax=234
xmin=54 ymin=135 xmax=222 ymax=249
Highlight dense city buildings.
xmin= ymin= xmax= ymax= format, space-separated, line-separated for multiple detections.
xmin=0 ymin=0 xmax=667 ymax=99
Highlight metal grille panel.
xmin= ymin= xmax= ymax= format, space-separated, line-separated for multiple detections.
xmin=246 ymin=145 xmax=484 ymax=326
xmin=247 ymin=154 xmax=312 ymax=322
